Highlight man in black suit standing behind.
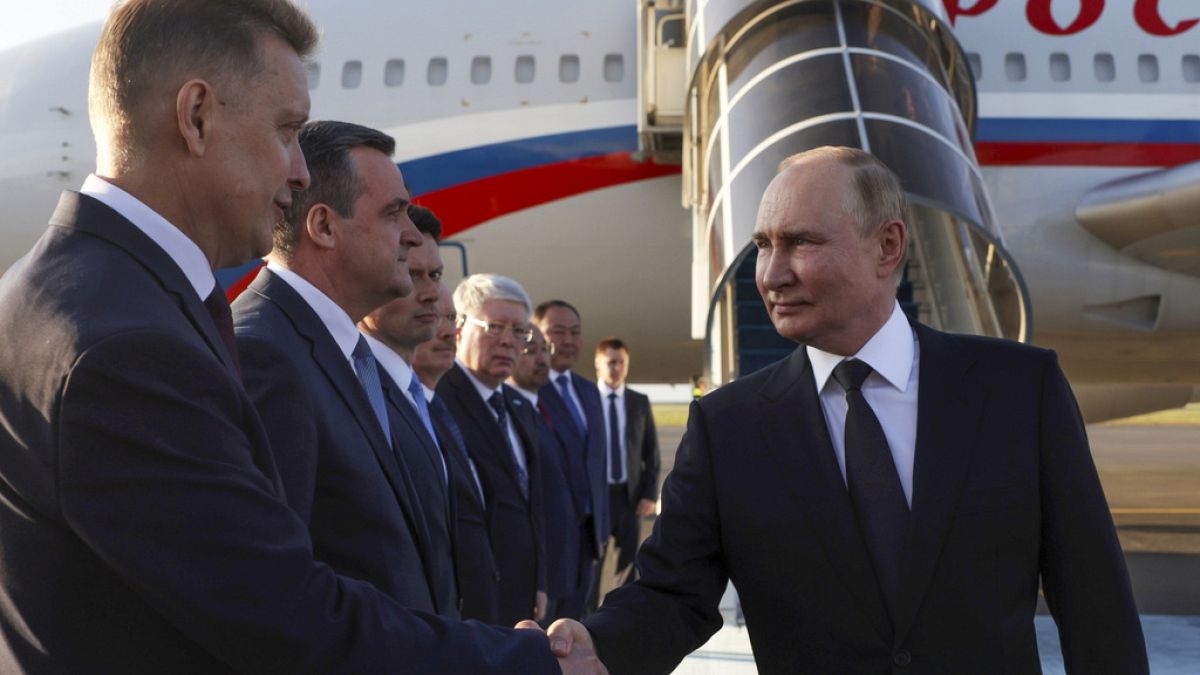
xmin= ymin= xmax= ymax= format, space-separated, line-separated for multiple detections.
xmin=0 ymin=1 xmax=560 ymax=672
xmin=593 ymin=337 xmax=660 ymax=587
xmin=438 ymin=274 xmax=549 ymax=625
xmin=548 ymin=146 xmax=1148 ymax=674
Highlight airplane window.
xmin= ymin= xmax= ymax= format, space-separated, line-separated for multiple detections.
xmin=967 ymin=53 xmax=982 ymax=80
xmin=305 ymin=62 xmax=320 ymax=90
xmin=1094 ymin=53 xmax=1116 ymax=82
xmin=1050 ymin=53 xmax=1070 ymax=82
xmin=384 ymin=59 xmax=405 ymax=87
xmin=471 ymin=57 xmax=492 ymax=85
xmin=560 ymin=55 xmax=581 ymax=83
xmin=428 ymin=57 xmax=449 ymax=86
xmin=515 ymin=55 xmax=536 ymax=83
xmin=1184 ymin=55 xmax=1200 ymax=83
xmin=604 ymin=54 xmax=625 ymax=82
xmin=1004 ymin=53 xmax=1026 ymax=82
xmin=1138 ymin=54 xmax=1159 ymax=83
xmin=342 ymin=60 xmax=362 ymax=89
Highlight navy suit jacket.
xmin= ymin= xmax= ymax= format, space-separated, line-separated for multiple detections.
xmin=539 ymin=371 xmax=609 ymax=557
xmin=437 ymin=365 xmax=546 ymax=625
xmin=586 ymin=325 xmax=1147 ymax=675
xmin=0 ymin=192 xmax=557 ymax=673
xmin=432 ymin=399 xmax=502 ymax=623
xmin=532 ymin=398 xmax=585 ymax=601
xmin=233 ymin=268 xmax=448 ymax=614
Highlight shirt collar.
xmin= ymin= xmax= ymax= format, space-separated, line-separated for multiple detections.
xmin=421 ymin=383 xmax=436 ymax=403
xmin=549 ymin=368 xmax=572 ymax=385
xmin=458 ymin=359 xmax=501 ymax=402
xmin=363 ymin=333 xmax=413 ymax=391
xmin=267 ymin=261 xmax=361 ymax=362
xmin=599 ymin=382 xmax=625 ymax=398
xmin=81 ymin=174 xmax=215 ymax=301
xmin=807 ymin=301 xmax=915 ymax=393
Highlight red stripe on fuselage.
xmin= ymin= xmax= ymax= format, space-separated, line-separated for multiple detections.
xmin=976 ymin=142 xmax=1200 ymax=167
xmin=414 ymin=151 xmax=680 ymax=237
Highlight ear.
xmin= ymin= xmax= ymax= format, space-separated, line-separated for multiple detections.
xmin=877 ymin=219 xmax=906 ymax=278
xmin=305 ymin=204 xmax=338 ymax=250
xmin=176 ymin=79 xmax=215 ymax=157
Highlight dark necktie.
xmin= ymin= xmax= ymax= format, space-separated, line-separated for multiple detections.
xmin=832 ymin=359 xmax=909 ymax=616
xmin=351 ymin=336 xmax=392 ymax=448
xmin=608 ymin=392 xmax=623 ymax=483
xmin=488 ymin=391 xmax=528 ymax=499
xmin=203 ymin=286 xmax=241 ymax=376
xmin=431 ymin=395 xmax=485 ymax=506
xmin=556 ymin=374 xmax=587 ymax=437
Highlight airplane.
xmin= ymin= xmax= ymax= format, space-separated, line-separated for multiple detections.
xmin=1 ymin=0 xmax=1198 ymax=422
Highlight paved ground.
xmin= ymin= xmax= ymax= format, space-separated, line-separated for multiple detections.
xmin=597 ymin=414 xmax=1200 ymax=672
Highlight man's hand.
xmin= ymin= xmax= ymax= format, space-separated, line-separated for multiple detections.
xmin=546 ymin=618 xmax=608 ymax=674
xmin=636 ymin=498 xmax=657 ymax=517
xmin=534 ymin=590 xmax=548 ymax=622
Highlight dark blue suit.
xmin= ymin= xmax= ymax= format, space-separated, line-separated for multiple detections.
xmin=531 ymin=397 xmax=589 ymax=620
xmin=437 ymin=365 xmax=546 ymax=625
xmin=539 ymin=371 xmax=608 ymax=610
xmin=233 ymin=268 xmax=452 ymax=616
xmin=0 ymin=192 xmax=558 ymax=672
xmin=586 ymin=327 xmax=1147 ymax=674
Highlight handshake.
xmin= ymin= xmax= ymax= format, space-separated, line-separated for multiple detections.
xmin=516 ymin=619 xmax=609 ymax=675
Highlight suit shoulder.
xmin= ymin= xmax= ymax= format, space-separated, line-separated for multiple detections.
xmin=933 ymin=329 xmax=1056 ymax=370
xmin=696 ymin=351 xmax=796 ymax=414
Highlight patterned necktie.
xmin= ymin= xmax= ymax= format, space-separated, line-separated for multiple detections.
xmin=556 ymin=373 xmax=587 ymax=436
xmin=488 ymin=391 xmax=528 ymax=499
xmin=832 ymin=359 xmax=909 ymax=615
xmin=351 ymin=336 xmax=392 ymax=448
xmin=202 ymin=286 xmax=241 ymax=376
xmin=608 ymin=392 xmax=623 ymax=483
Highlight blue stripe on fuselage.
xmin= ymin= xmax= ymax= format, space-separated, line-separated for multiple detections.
xmin=976 ymin=118 xmax=1200 ymax=144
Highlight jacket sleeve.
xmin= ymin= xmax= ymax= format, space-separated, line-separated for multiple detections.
xmin=1036 ymin=351 xmax=1148 ymax=675
xmin=636 ymin=395 xmax=662 ymax=502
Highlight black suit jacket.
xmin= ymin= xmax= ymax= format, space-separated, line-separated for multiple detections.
xmin=618 ymin=387 xmax=661 ymax=506
xmin=438 ymin=364 xmax=546 ymax=625
xmin=233 ymin=268 xmax=451 ymax=614
xmin=586 ymin=324 xmax=1147 ymax=675
xmin=539 ymin=371 xmax=609 ymax=556
xmin=432 ymin=399 xmax=502 ymax=623
xmin=0 ymin=192 xmax=558 ymax=673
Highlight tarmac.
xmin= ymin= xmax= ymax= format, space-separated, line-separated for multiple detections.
xmin=609 ymin=411 xmax=1200 ymax=673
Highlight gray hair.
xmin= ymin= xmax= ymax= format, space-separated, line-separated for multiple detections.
xmin=778 ymin=146 xmax=909 ymax=237
xmin=452 ymin=274 xmax=532 ymax=320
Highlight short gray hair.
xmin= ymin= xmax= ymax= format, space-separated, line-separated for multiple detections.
xmin=778 ymin=146 xmax=909 ymax=237
xmin=453 ymin=274 xmax=532 ymax=320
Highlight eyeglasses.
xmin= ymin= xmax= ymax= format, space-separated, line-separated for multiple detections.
xmin=463 ymin=316 xmax=533 ymax=344
xmin=521 ymin=341 xmax=547 ymax=356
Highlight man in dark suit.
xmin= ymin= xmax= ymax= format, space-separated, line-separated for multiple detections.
xmin=0 ymin=1 xmax=558 ymax=672
xmin=438 ymin=274 xmax=549 ymax=626
xmin=510 ymin=325 xmax=591 ymax=621
xmin=535 ymin=300 xmax=609 ymax=612
xmin=593 ymin=337 xmax=660 ymax=586
xmin=413 ymin=280 xmax=503 ymax=624
xmin=548 ymin=147 xmax=1148 ymax=674
xmin=358 ymin=204 xmax=460 ymax=618
xmin=234 ymin=120 xmax=464 ymax=616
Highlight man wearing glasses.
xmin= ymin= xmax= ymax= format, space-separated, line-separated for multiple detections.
xmin=437 ymin=274 xmax=549 ymax=625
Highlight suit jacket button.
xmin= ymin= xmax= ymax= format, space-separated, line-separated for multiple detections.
xmin=494 ymin=570 xmax=502 ymax=582
xmin=893 ymin=650 xmax=911 ymax=667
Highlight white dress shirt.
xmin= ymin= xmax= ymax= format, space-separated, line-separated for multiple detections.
xmin=265 ymin=262 xmax=361 ymax=368
xmin=368 ymin=335 xmax=448 ymax=482
xmin=807 ymin=302 xmax=920 ymax=507
xmin=81 ymin=174 xmax=214 ymax=301
xmin=598 ymin=382 xmax=628 ymax=484
xmin=549 ymin=368 xmax=587 ymax=432
xmin=458 ymin=361 xmax=528 ymax=477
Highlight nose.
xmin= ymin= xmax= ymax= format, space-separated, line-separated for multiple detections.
xmin=757 ymin=245 xmax=794 ymax=293
xmin=399 ymin=213 xmax=423 ymax=248
xmin=289 ymin=142 xmax=311 ymax=191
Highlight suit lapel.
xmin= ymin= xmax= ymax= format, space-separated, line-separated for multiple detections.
xmin=893 ymin=325 xmax=986 ymax=644
xmin=383 ymin=380 xmax=449 ymax=504
xmin=57 ymin=193 xmax=237 ymax=375
xmin=447 ymin=366 xmax=527 ymax=493
xmin=757 ymin=348 xmax=892 ymax=642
